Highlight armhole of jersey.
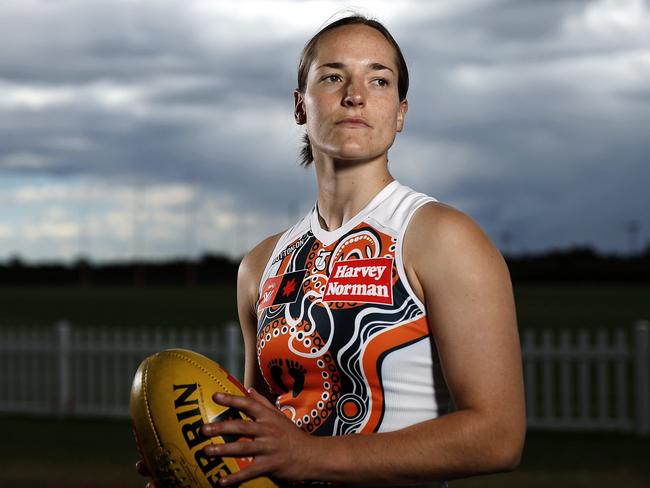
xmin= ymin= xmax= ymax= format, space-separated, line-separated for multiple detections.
xmin=256 ymin=227 xmax=292 ymax=298
xmin=395 ymin=198 xmax=436 ymax=315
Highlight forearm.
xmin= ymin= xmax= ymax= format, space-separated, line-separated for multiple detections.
xmin=306 ymin=408 xmax=525 ymax=485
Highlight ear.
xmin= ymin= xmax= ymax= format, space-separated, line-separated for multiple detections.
xmin=294 ymin=90 xmax=307 ymax=125
xmin=396 ymin=98 xmax=408 ymax=132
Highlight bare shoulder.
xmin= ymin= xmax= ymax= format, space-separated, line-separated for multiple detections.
xmin=408 ymin=201 xmax=495 ymax=252
xmin=406 ymin=201 xmax=506 ymax=269
xmin=403 ymin=201 xmax=512 ymax=305
xmin=237 ymin=231 xmax=286 ymax=314
xmin=238 ymin=231 xmax=285 ymax=294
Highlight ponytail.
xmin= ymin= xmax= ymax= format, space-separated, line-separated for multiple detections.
xmin=299 ymin=133 xmax=313 ymax=167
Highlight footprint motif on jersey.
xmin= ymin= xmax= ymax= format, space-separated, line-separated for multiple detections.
xmin=268 ymin=358 xmax=289 ymax=393
xmin=286 ymin=359 xmax=307 ymax=398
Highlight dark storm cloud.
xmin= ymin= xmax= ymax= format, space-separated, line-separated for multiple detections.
xmin=0 ymin=1 xmax=299 ymax=93
xmin=0 ymin=3 xmax=192 ymax=83
xmin=447 ymin=0 xmax=590 ymax=43
xmin=1 ymin=97 xmax=311 ymax=199
xmin=0 ymin=0 xmax=310 ymax=220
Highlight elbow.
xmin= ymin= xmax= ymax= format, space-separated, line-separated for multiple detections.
xmin=496 ymin=442 xmax=523 ymax=472
xmin=491 ymin=419 xmax=526 ymax=472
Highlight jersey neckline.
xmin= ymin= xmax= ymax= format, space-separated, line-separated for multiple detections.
xmin=309 ymin=180 xmax=400 ymax=246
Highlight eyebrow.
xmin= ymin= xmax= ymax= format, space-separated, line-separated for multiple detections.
xmin=316 ymin=62 xmax=394 ymax=73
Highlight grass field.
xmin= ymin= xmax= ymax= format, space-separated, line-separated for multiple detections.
xmin=1 ymin=416 xmax=648 ymax=487
xmin=1 ymin=283 xmax=649 ymax=330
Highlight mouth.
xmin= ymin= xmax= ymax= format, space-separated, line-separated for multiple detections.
xmin=336 ymin=118 xmax=370 ymax=128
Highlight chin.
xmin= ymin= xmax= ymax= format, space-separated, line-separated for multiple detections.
xmin=335 ymin=143 xmax=376 ymax=161
xmin=314 ymin=141 xmax=386 ymax=164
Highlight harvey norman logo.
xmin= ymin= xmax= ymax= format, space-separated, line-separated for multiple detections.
xmin=322 ymin=257 xmax=393 ymax=305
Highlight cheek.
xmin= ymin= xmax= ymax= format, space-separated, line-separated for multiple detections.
xmin=305 ymin=108 xmax=324 ymax=136
xmin=303 ymin=96 xmax=324 ymax=125
xmin=381 ymin=109 xmax=395 ymax=124
xmin=304 ymin=100 xmax=334 ymax=137
xmin=379 ymin=111 xmax=399 ymax=135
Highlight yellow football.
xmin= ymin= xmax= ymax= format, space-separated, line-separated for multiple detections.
xmin=130 ymin=348 xmax=277 ymax=488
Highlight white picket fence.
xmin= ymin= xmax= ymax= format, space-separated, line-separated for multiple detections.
xmin=522 ymin=320 xmax=649 ymax=435
xmin=0 ymin=320 xmax=648 ymax=435
xmin=0 ymin=322 xmax=244 ymax=419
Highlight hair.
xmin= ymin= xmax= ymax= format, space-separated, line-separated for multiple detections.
xmin=296 ymin=14 xmax=410 ymax=166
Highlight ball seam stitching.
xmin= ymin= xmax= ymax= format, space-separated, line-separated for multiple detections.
xmin=143 ymin=361 xmax=162 ymax=447
xmin=160 ymin=350 xmax=233 ymax=394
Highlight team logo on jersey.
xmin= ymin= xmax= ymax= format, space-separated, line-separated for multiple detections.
xmin=322 ymin=257 xmax=393 ymax=304
xmin=258 ymin=269 xmax=307 ymax=310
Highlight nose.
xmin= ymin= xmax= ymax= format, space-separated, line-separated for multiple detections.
xmin=342 ymin=80 xmax=365 ymax=107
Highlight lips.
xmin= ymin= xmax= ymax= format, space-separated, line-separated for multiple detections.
xmin=336 ymin=117 xmax=370 ymax=127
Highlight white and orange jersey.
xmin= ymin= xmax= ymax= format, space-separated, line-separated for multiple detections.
xmin=256 ymin=181 xmax=451 ymax=439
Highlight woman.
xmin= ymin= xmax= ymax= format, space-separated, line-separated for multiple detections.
xmin=142 ymin=13 xmax=525 ymax=488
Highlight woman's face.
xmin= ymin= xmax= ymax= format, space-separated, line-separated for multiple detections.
xmin=295 ymin=24 xmax=408 ymax=163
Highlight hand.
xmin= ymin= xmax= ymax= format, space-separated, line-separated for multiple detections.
xmin=200 ymin=388 xmax=318 ymax=486
xmin=135 ymin=459 xmax=159 ymax=488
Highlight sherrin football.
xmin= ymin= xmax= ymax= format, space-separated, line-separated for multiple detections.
xmin=130 ymin=348 xmax=277 ymax=488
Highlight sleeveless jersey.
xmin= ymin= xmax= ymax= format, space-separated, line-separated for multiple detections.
xmin=256 ymin=182 xmax=451 ymax=486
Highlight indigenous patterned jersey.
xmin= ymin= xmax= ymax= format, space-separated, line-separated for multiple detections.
xmin=256 ymin=181 xmax=451 ymax=438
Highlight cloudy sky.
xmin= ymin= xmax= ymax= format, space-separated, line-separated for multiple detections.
xmin=1 ymin=0 xmax=649 ymax=262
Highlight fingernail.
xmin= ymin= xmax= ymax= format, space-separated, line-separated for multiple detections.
xmin=205 ymin=444 xmax=219 ymax=456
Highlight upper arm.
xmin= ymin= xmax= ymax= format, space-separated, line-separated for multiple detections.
xmin=236 ymin=232 xmax=284 ymax=397
xmin=404 ymin=204 xmax=525 ymax=439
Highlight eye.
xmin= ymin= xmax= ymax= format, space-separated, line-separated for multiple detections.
xmin=322 ymin=74 xmax=342 ymax=83
xmin=372 ymin=78 xmax=390 ymax=87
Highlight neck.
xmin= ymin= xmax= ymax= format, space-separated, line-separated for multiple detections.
xmin=313 ymin=154 xmax=394 ymax=231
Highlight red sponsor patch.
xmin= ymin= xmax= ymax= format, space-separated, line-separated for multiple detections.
xmin=258 ymin=275 xmax=282 ymax=310
xmin=323 ymin=257 xmax=393 ymax=304
xmin=258 ymin=269 xmax=307 ymax=310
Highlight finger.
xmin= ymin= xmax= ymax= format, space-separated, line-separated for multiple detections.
xmin=201 ymin=419 xmax=260 ymax=438
xmin=217 ymin=460 xmax=270 ymax=487
xmin=145 ymin=482 xmax=159 ymax=488
xmin=247 ymin=387 xmax=276 ymax=409
xmin=136 ymin=459 xmax=151 ymax=477
xmin=204 ymin=439 xmax=261 ymax=458
xmin=212 ymin=392 xmax=268 ymax=419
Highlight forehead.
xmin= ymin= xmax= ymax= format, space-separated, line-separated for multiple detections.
xmin=311 ymin=24 xmax=398 ymax=69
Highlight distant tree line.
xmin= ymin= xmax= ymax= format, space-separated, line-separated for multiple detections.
xmin=1 ymin=246 xmax=649 ymax=286
xmin=0 ymin=254 xmax=237 ymax=286
xmin=506 ymin=246 xmax=650 ymax=283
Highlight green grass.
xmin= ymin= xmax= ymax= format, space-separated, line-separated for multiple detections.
xmin=454 ymin=431 xmax=650 ymax=488
xmin=1 ymin=416 xmax=142 ymax=487
xmin=1 ymin=416 xmax=648 ymax=487
xmin=1 ymin=283 xmax=649 ymax=330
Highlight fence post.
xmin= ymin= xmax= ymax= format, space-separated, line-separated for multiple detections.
xmin=634 ymin=320 xmax=649 ymax=436
xmin=225 ymin=322 xmax=243 ymax=381
xmin=57 ymin=321 xmax=71 ymax=418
